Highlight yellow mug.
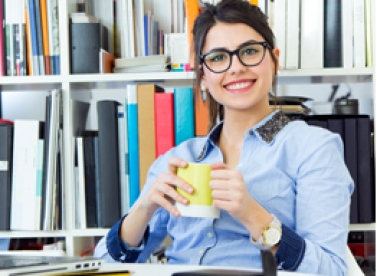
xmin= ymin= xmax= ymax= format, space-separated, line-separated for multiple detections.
xmin=176 ymin=163 xmax=220 ymax=218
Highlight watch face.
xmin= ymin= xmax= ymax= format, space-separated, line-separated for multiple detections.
xmin=264 ymin=227 xmax=281 ymax=246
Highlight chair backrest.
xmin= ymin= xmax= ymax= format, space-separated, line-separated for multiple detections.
xmin=346 ymin=246 xmax=365 ymax=276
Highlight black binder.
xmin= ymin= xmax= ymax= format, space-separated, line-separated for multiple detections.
xmin=0 ymin=122 xmax=13 ymax=230
xmin=70 ymin=22 xmax=108 ymax=74
xmin=96 ymin=100 xmax=121 ymax=227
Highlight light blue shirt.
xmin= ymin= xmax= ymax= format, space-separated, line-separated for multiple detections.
xmin=95 ymin=111 xmax=353 ymax=276
xmin=0 ymin=239 xmax=10 ymax=250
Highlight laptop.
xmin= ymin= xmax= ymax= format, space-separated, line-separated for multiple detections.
xmin=0 ymin=255 xmax=104 ymax=276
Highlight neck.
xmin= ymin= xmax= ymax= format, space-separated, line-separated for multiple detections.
xmin=220 ymin=105 xmax=273 ymax=149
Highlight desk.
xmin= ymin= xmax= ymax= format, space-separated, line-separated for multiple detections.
xmin=99 ymin=263 xmax=318 ymax=276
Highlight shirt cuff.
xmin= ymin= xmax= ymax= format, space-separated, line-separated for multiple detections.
xmin=275 ymin=224 xmax=306 ymax=271
xmin=106 ymin=214 xmax=150 ymax=263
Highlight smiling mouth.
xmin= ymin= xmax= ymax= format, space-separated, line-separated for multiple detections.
xmin=224 ymin=80 xmax=256 ymax=91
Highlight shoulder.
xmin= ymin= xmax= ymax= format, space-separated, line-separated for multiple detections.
xmin=285 ymin=119 xmax=344 ymax=154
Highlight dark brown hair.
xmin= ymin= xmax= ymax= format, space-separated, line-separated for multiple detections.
xmin=192 ymin=0 xmax=278 ymax=132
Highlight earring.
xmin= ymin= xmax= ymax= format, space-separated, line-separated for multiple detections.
xmin=200 ymin=84 xmax=207 ymax=101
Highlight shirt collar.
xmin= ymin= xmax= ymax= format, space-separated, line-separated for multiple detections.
xmin=195 ymin=111 xmax=290 ymax=161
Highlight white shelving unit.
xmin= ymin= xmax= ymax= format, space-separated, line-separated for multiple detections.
xmin=0 ymin=0 xmax=375 ymax=257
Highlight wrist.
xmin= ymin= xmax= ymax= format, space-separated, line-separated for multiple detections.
xmin=250 ymin=214 xmax=282 ymax=251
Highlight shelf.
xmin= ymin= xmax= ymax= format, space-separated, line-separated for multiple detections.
xmin=0 ymin=231 xmax=70 ymax=238
xmin=69 ymin=229 xmax=109 ymax=237
xmin=349 ymin=223 xmax=376 ymax=231
xmin=68 ymin=72 xmax=196 ymax=83
xmin=0 ymin=229 xmax=109 ymax=238
xmin=0 ymin=68 xmax=372 ymax=86
xmin=277 ymin=67 xmax=373 ymax=77
xmin=0 ymin=75 xmax=64 ymax=85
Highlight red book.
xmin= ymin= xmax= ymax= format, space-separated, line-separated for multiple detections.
xmin=154 ymin=93 xmax=175 ymax=157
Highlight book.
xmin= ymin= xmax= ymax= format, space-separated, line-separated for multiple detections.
xmin=133 ymin=0 xmax=145 ymax=56
xmin=117 ymin=105 xmax=130 ymax=215
xmin=155 ymin=93 xmax=175 ymax=157
xmin=46 ymin=0 xmax=60 ymax=75
xmin=69 ymin=13 xmax=98 ymax=23
xmin=174 ymin=87 xmax=195 ymax=145
xmin=285 ymin=0 xmax=299 ymax=69
xmin=40 ymin=0 xmax=50 ymax=74
xmin=34 ymin=0 xmax=45 ymax=75
xmin=273 ymin=0 xmax=286 ymax=69
xmin=343 ymin=118 xmax=358 ymax=223
xmin=0 ymin=121 xmax=13 ymax=230
xmin=82 ymin=131 xmax=98 ymax=228
xmin=11 ymin=120 xmax=44 ymax=230
xmin=96 ymin=100 xmax=121 ymax=227
xmin=356 ymin=116 xmax=373 ymax=222
xmin=127 ymin=84 xmax=140 ymax=207
xmin=137 ymin=84 xmax=164 ymax=190
xmin=114 ymin=55 xmax=167 ymax=68
xmin=365 ymin=0 xmax=372 ymax=67
xmin=184 ymin=0 xmax=200 ymax=69
xmin=341 ymin=0 xmax=353 ymax=68
xmin=300 ymin=0 xmax=324 ymax=69
xmin=194 ymin=87 xmax=209 ymax=136
xmin=75 ymin=136 xmax=87 ymax=229
xmin=324 ymin=0 xmax=342 ymax=67
xmin=26 ymin=0 xmax=39 ymax=75
xmin=170 ymin=33 xmax=190 ymax=72
xmin=353 ymin=0 xmax=366 ymax=68
xmin=41 ymin=89 xmax=62 ymax=231
xmin=70 ymin=22 xmax=107 ymax=74
xmin=0 ymin=0 xmax=5 ymax=76
xmin=99 ymin=49 xmax=114 ymax=73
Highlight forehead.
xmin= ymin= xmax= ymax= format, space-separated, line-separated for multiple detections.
xmin=202 ymin=22 xmax=264 ymax=52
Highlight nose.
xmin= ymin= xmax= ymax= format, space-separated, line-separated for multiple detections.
xmin=228 ymin=53 xmax=246 ymax=74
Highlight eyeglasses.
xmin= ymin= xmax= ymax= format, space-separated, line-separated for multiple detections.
xmin=200 ymin=41 xmax=269 ymax=73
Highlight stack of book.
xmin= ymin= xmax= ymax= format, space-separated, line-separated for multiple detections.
xmin=113 ymin=55 xmax=169 ymax=73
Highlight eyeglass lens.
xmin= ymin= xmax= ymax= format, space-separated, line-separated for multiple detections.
xmin=204 ymin=44 xmax=265 ymax=72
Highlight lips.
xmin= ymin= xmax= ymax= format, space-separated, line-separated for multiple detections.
xmin=224 ymin=80 xmax=256 ymax=93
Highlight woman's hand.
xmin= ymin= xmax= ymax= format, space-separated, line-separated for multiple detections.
xmin=138 ymin=157 xmax=194 ymax=217
xmin=210 ymin=162 xmax=272 ymax=238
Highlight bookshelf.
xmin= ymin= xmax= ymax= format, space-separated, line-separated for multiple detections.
xmin=0 ymin=0 xmax=375 ymax=258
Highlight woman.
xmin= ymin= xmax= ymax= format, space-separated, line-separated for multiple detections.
xmin=95 ymin=1 xmax=353 ymax=275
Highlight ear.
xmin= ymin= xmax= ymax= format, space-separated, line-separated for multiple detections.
xmin=272 ymin=48 xmax=280 ymax=74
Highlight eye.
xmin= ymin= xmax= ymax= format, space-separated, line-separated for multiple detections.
xmin=241 ymin=46 xmax=260 ymax=56
xmin=206 ymin=51 xmax=228 ymax=62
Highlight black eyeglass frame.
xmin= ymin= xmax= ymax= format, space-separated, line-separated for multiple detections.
xmin=199 ymin=41 xmax=270 ymax=73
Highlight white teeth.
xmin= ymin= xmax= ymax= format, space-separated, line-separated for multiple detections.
xmin=226 ymin=82 xmax=253 ymax=90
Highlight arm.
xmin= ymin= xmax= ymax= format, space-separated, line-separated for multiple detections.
xmin=94 ymin=156 xmax=194 ymax=263
xmin=294 ymin=131 xmax=353 ymax=275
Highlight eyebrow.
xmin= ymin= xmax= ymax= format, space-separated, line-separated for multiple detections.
xmin=205 ymin=39 xmax=260 ymax=53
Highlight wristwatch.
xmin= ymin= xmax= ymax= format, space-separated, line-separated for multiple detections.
xmin=250 ymin=214 xmax=282 ymax=250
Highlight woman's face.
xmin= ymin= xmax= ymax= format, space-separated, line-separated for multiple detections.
xmin=201 ymin=22 xmax=279 ymax=114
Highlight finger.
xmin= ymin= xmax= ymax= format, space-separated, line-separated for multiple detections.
xmin=155 ymin=178 xmax=189 ymax=205
xmin=209 ymin=179 xmax=230 ymax=190
xmin=212 ymin=189 xmax=233 ymax=201
xmin=210 ymin=162 xmax=228 ymax=170
xmin=211 ymin=169 xmax=243 ymax=180
xmin=167 ymin=157 xmax=188 ymax=174
xmin=151 ymin=192 xmax=181 ymax=217
xmin=159 ymin=173 xmax=194 ymax=194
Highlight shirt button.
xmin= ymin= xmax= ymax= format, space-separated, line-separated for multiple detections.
xmin=198 ymin=249 xmax=204 ymax=255
xmin=207 ymin=232 xmax=213 ymax=238
xmin=249 ymin=130 xmax=253 ymax=135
